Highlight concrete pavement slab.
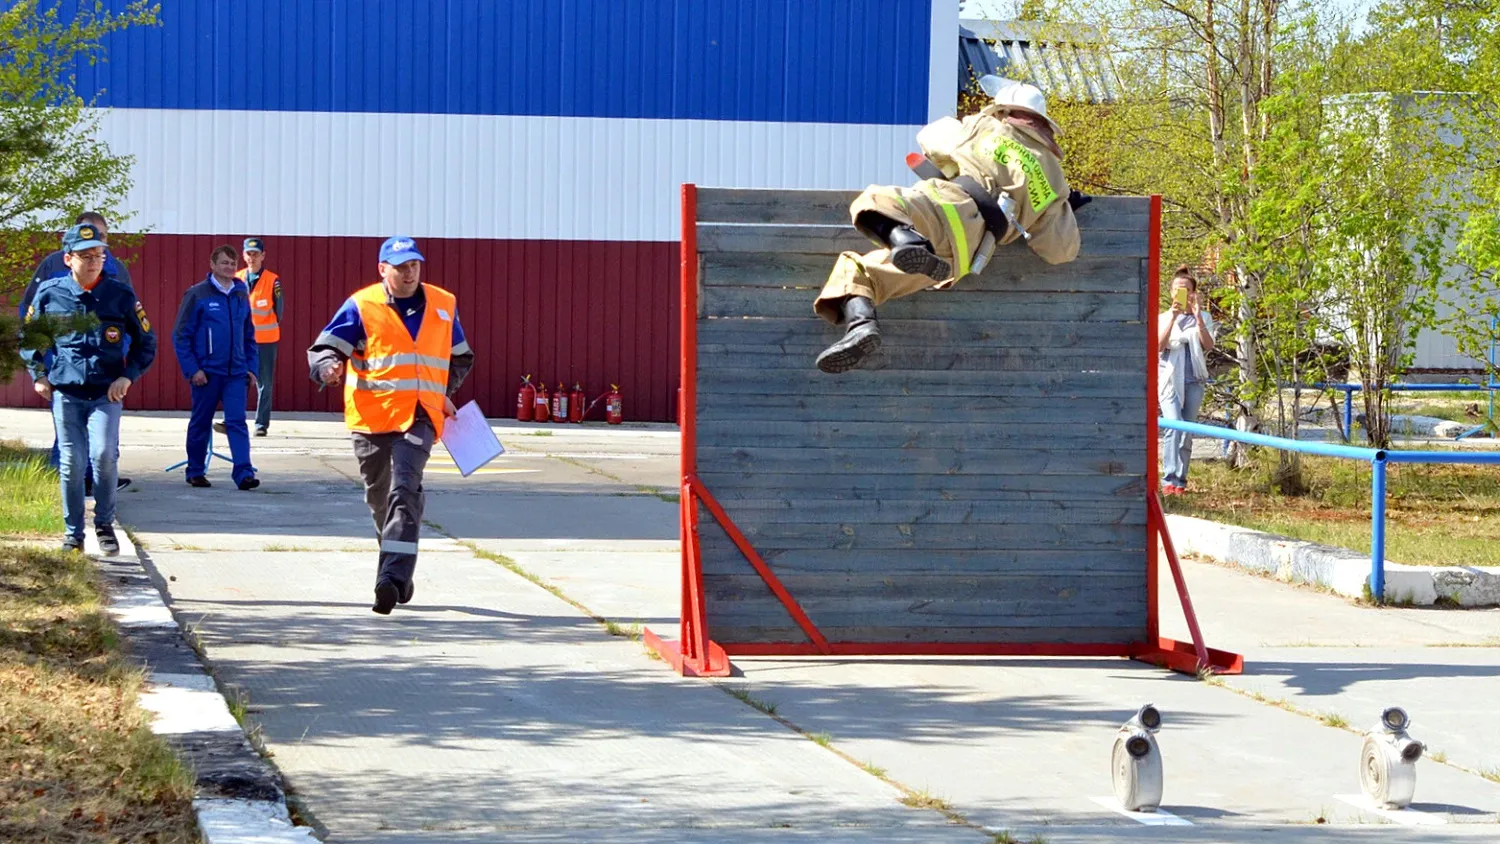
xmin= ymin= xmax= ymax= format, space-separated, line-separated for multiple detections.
xmin=137 ymin=547 xmax=973 ymax=840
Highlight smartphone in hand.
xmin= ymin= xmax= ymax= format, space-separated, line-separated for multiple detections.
xmin=1173 ymin=288 xmax=1189 ymax=310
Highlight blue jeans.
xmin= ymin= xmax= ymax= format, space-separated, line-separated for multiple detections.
xmin=52 ymin=391 xmax=122 ymax=539
xmin=1160 ymin=381 xmax=1206 ymax=487
xmin=187 ymin=373 xmax=256 ymax=484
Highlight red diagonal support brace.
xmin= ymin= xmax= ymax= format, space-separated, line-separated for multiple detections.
xmin=688 ymin=476 xmax=832 ymax=654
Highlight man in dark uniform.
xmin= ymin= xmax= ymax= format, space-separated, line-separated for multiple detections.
xmin=19 ymin=211 xmax=135 ymax=491
xmin=21 ymin=223 xmax=157 ymax=553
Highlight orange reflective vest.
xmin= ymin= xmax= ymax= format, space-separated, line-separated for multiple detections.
xmin=343 ymin=282 xmax=456 ymax=438
xmin=235 ymin=268 xmax=281 ymax=343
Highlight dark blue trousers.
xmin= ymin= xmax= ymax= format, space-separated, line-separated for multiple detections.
xmin=187 ymin=374 xmax=255 ymax=484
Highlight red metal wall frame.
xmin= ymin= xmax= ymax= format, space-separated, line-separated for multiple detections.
xmin=2 ymin=234 xmax=680 ymax=423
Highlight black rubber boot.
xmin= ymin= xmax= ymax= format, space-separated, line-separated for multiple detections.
xmin=816 ymin=296 xmax=881 ymax=374
xmin=887 ymin=225 xmax=951 ymax=281
xmin=1068 ymin=188 xmax=1093 ymax=211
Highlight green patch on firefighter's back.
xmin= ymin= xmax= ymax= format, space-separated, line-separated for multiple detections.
xmin=988 ymin=137 xmax=1058 ymax=212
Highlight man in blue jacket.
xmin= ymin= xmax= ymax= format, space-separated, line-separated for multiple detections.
xmin=21 ymin=223 xmax=157 ymax=553
xmin=172 ymin=245 xmax=261 ymax=490
xmin=20 ymin=211 xmax=135 ymax=490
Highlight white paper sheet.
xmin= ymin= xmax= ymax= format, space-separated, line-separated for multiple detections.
xmin=438 ymin=400 xmax=505 ymax=477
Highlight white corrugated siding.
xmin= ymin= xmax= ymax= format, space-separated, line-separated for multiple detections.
xmin=95 ymin=108 xmax=920 ymax=241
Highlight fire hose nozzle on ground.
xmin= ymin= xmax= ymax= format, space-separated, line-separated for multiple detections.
xmin=1112 ymin=704 xmax=1164 ymax=812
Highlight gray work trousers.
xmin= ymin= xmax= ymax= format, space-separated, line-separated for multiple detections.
xmin=351 ymin=413 xmax=435 ymax=589
xmin=254 ymin=341 xmax=277 ymax=432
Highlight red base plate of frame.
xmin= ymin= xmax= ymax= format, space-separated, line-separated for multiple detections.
xmin=642 ymin=626 xmax=732 ymax=677
xmin=1134 ymin=636 xmax=1244 ymax=675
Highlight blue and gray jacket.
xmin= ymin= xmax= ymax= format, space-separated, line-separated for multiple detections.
xmin=172 ymin=275 xmax=259 ymax=379
xmin=22 ymin=273 xmax=157 ymax=400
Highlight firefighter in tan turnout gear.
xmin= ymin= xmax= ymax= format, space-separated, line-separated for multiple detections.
xmin=814 ymin=76 xmax=1092 ymax=373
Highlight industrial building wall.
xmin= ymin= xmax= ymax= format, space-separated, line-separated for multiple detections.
xmin=3 ymin=0 xmax=958 ymax=421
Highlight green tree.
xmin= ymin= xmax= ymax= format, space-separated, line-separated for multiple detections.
xmin=0 ymin=0 xmax=158 ymax=384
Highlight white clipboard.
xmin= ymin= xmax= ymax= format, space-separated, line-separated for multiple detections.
xmin=438 ymin=400 xmax=505 ymax=477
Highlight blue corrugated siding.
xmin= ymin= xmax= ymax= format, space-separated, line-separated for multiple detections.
xmin=68 ymin=0 xmax=932 ymax=124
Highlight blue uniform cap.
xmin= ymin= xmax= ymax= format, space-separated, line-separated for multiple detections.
xmin=62 ymin=223 xmax=107 ymax=253
xmin=243 ymin=237 xmax=265 ymax=252
xmin=379 ymin=236 xmax=424 ymax=265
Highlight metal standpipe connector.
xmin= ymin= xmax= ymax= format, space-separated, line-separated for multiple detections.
xmin=1360 ymin=707 xmax=1424 ymax=809
xmin=1112 ymin=704 xmax=1164 ymax=812
xmin=997 ymin=193 xmax=1030 ymax=240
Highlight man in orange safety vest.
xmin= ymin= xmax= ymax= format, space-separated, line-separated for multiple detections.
xmin=306 ymin=236 xmax=475 ymax=614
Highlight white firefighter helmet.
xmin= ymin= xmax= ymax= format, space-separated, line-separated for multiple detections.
xmin=979 ymin=75 xmax=1063 ymax=136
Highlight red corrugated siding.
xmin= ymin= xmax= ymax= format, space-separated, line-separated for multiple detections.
xmin=3 ymin=235 xmax=680 ymax=422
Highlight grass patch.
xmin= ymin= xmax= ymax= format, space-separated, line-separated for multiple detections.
xmin=528 ymin=430 xmax=554 ymax=437
xmin=603 ymin=620 xmax=642 ymax=641
xmin=0 ymin=440 xmax=59 ymax=538
xmin=861 ymin=760 xmax=887 ymax=778
xmin=1430 ymin=749 xmax=1448 ymax=763
xmin=1481 ymin=767 xmax=1500 ymax=784
xmin=809 ymin=731 xmax=833 ymax=747
xmin=722 ymin=684 xmax=779 ymax=716
xmin=899 ymin=787 xmax=953 ymax=811
xmin=1165 ymin=450 xmax=1500 ymax=566
xmin=1319 ymin=711 xmax=1349 ymax=729
xmin=0 ymin=542 xmax=198 ymax=841
xmin=262 ymin=544 xmax=316 ymax=553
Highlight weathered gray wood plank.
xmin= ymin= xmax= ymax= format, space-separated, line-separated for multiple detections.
xmin=705 ymin=603 xmax=1146 ymax=628
xmin=701 ymin=252 xmax=1146 ymax=295
xmin=705 ymin=572 xmax=1143 ymax=603
xmin=698 ymin=317 xmax=1143 ymax=350
xmin=700 ymin=285 xmax=1143 ymax=321
xmin=695 ymin=544 xmax=1147 ymax=576
xmin=695 ymin=445 xmax=1145 ymax=478
xmin=708 ymin=497 xmax=1144 ymax=526
xmin=694 ymin=420 xmax=1144 ymax=449
xmin=694 ymin=471 xmax=1147 ymax=500
xmin=706 ymin=624 xmax=1144 ymax=644
xmin=699 ymin=517 xmax=1145 ymax=551
xmin=695 ymin=367 xmax=1147 ymax=399
xmin=694 ymin=188 xmax=1150 ymax=230
xmin=694 ymin=393 xmax=1149 ymax=426
xmin=698 ymin=344 xmax=1138 ymax=373
xmin=697 ymin=223 xmax=1150 ymax=259
xmin=695 ymin=189 xmax=857 ymax=225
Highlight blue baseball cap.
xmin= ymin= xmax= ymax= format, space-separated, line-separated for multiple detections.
xmin=62 ymin=223 xmax=107 ymax=253
xmin=243 ymin=237 xmax=265 ymax=252
xmin=379 ymin=236 xmax=424 ymax=265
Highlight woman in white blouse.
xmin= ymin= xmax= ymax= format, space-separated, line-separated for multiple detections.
xmin=1157 ymin=266 xmax=1216 ymax=494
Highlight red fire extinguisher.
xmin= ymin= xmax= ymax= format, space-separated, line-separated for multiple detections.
xmin=605 ymin=384 xmax=623 ymax=425
xmin=534 ymin=381 xmax=551 ymax=423
xmin=552 ymin=383 xmax=568 ymax=423
xmin=568 ymin=383 xmax=586 ymax=423
xmin=516 ymin=375 xmax=535 ymax=422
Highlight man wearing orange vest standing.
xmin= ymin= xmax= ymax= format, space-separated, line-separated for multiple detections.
xmin=236 ymin=238 xmax=282 ymax=436
xmin=306 ymin=236 xmax=474 ymax=615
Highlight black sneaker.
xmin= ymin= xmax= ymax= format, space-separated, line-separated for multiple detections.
xmin=237 ymin=477 xmax=261 ymax=491
xmin=398 ymin=580 xmax=415 ymax=605
xmin=372 ymin=581 xmax=399 ymax=615
xmin=187 ymin=475 xmax=212 ymax=488
xmin=96 ymin=526 xmax=120 ymax=556
xmin=254 ymin=428 xmax=268 ymax=437
xmin=116 ymin=477 xmax=132 ymax=491
xmin=61 ymin=536 xmax=84 ymax=553
xmin=213 ymin=421 xmax=227 ymax=435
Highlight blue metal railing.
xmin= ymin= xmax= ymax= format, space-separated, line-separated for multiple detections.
xmin=1159 ymin=417 xmax=1500 ymax=602
xmin=1310 ymin=382 xmax=1500 ymax=441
